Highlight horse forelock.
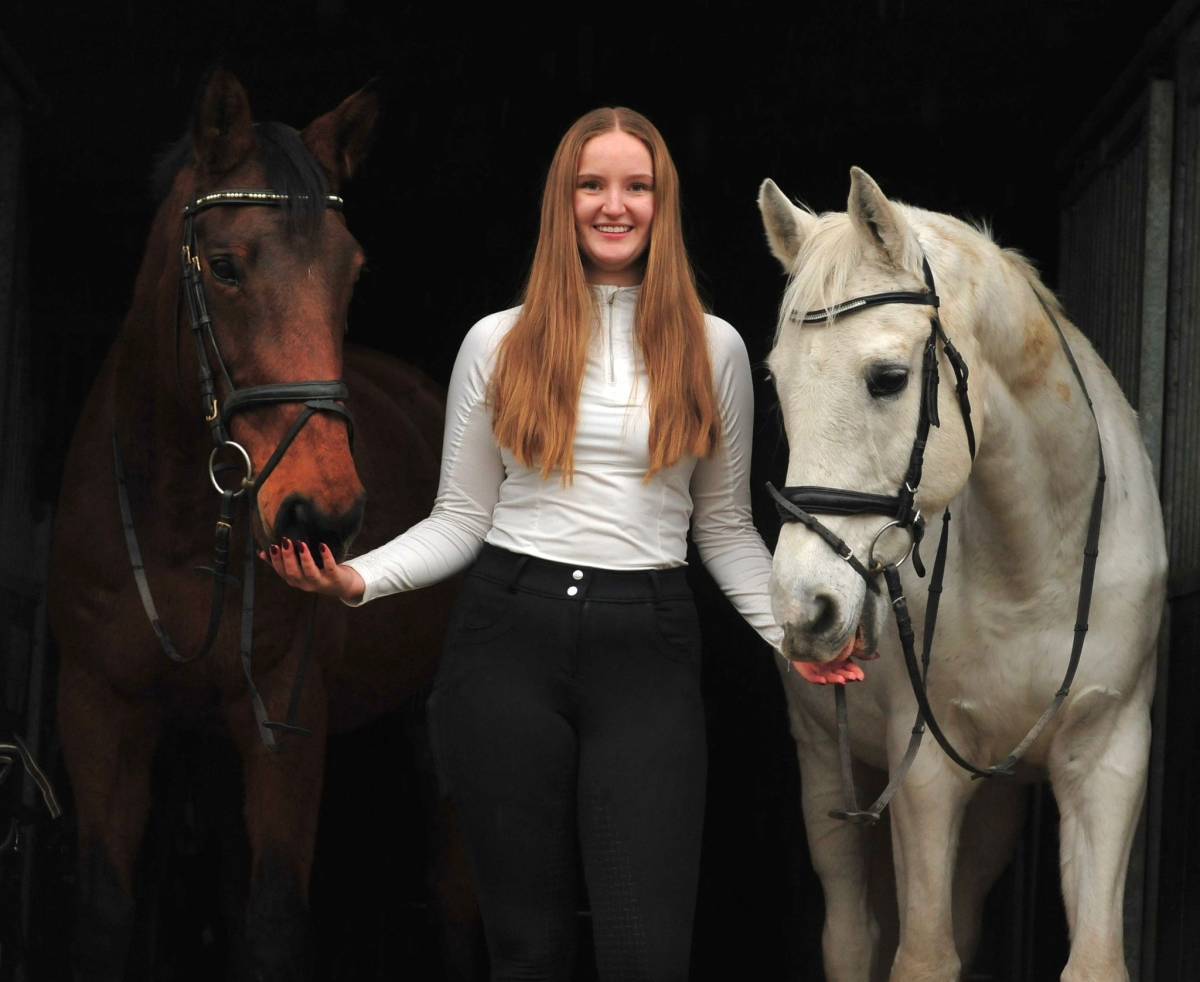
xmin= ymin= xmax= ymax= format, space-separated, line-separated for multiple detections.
xmin=150 ymin=121 xmax=330 ymax=237
xmin=774 ymin=215 xmax=866 ymax=345
xmin=774 ymin=199 xmax=957 ymax=345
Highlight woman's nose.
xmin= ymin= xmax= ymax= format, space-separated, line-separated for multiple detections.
xmin=601 ymin=189 xmax=624 ymax=214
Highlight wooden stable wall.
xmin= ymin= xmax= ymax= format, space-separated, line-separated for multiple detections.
xmin=1057 ymin=3 xmax=1200 ymax=978
xmin=1154 ymin=14 xmax=1200 ymax=980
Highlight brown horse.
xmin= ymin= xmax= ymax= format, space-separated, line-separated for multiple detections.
xmin=48 ymin=71 xmax=467 ymax=980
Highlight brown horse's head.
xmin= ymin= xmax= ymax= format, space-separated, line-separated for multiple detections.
xmin=168 ymin=70 xmax=377 ymax=560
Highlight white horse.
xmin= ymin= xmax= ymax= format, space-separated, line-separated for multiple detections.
xmin=758 ymin=168 xmax=1166 ymax=982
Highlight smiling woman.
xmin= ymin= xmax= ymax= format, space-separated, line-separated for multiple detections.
xmin=261 ymin=104 xmax=855 ymax=980
xmin=573 ymin=130 xmax=655 ymax=285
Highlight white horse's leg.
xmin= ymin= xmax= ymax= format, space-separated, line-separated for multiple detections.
xmin=1050 ymin=689 xmax=1151 ymax=982
xmin=781 ymin=681 xmax=881 ymax=982
xmin=951 ymin=778 xmax=1027 ymax=968
xmin=888 ymin=740 xmax=974 ymax=982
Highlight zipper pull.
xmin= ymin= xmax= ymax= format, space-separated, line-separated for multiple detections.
xmin=606 ymin=290 xmax=617 ymax=383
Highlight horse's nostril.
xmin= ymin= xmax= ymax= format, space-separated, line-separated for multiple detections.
xmin=807 ymin=592 xmax=840 ymax=637
xmin=273 ymin=494 xmax=363 ymax=563
xmin=280 ymin=498 xmax=313 ymax=531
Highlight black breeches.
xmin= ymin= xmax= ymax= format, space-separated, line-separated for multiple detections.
xmin=428 ymin=544 xmax=707 ymax=982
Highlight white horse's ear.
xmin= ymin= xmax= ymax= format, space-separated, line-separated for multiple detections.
xmin=848 ymin=167 xmax=919 ymax=272
xmin=758 ymin=178 xmax=815 ymax=270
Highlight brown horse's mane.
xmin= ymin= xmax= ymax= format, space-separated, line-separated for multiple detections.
xmin=151 ymin=120 xmax=332 ymax=236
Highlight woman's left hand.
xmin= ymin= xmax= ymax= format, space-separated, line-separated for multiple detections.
xmin=792 ymin=659 xmax=866 ymax=685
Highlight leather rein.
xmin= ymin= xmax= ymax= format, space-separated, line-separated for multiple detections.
xmin=768 ymin=256 xmax=1106 ymax=824
xmin=113 ymin=188 xmax=354 ymax=751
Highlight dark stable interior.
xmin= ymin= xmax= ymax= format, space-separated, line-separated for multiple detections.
xmin=2 ymin=1 xmax=1190 ymax=979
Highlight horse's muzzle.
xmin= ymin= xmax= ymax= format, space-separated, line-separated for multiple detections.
xmin=271 ymin=492 xmax=365 ymax=563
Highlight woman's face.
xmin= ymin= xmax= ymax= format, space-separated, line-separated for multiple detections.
xmin=574 ymin=130 xmax=655 ymax=286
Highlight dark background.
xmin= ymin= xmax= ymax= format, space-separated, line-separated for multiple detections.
xmin=0 ymin=1 xmax=1182 ymax=979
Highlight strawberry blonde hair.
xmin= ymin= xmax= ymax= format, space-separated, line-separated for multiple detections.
xmin=489 ymin=107 xmax=720 ymax=480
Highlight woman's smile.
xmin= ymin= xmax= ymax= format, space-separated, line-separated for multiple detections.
xmin=574 ymin=129 xmax=655 ymax=285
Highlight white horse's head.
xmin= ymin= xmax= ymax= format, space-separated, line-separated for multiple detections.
xmin=760 ymin=168 xmax=990 ymax=667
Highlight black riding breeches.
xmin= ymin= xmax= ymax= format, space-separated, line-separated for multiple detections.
xmin=427 ymin=544 xmax=707 ymax=982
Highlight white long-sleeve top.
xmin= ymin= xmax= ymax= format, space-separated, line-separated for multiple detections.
xmin=343 ymin=284 xmax=783 ymax=651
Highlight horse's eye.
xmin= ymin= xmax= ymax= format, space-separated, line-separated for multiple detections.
xmin=208 ymin=257 xmax=240 ymax=286
xmin=867 ymin=364 xmax=909 ymax=399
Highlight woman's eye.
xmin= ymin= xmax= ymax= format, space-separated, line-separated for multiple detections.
xmin=578 ymin=180 xmax=601 ymax=191
xmin=630 ymin=182 xmax=653 ymax=192
xmin=866 ymin=365 xmax=909 ymax=399
xmin=208 ymin=257 xmax=239 ymax=285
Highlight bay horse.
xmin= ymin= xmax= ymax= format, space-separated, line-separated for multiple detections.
xmin=758 ymin=169 xmax=1165 ymax=981
xmin=48 ymin=71 xmax=463 ymax=980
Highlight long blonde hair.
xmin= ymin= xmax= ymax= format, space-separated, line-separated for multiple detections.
xmin=489 ymin=107 xmax=720 ymax=480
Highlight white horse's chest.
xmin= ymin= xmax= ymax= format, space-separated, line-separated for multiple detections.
xmin=783 ymin=524 xmax=1159 ymax=774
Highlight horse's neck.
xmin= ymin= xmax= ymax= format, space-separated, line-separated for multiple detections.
xmin=957 ymin=269 xmax=1101 ymax=595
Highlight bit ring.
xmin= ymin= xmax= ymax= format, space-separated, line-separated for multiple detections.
xmin=208 ymin=441 xmax=253 ymax=496
xmin=867 ymin=520 xmax=916 ymax=573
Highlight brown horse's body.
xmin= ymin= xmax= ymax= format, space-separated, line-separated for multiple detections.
xmin=48 ymin=73 xmax=464 ymax=981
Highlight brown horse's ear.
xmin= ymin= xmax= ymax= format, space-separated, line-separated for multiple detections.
xmin=302 ymin=80 xmax=381 ymax=187
xmin=192 ymin=68 xmax=256 ymax=178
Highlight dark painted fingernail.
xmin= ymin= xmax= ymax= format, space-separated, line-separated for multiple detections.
xmin=270 ymin=544 xmax=279 ymax=556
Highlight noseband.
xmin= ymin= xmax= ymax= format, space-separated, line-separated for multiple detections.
xmin=114 ymin=188 xmax=355 ymax=750
xmin=767 ymin=256 xmax=1105 ymax=824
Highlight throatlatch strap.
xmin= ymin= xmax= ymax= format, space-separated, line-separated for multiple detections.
xmin=981 ymin=291 xmax=1106 ymax=773
xmin=877 ymin=305 xmax=1106 ymax=784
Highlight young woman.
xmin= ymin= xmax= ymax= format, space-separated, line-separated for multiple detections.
xmin=262 ymin=107 xmax=860 ymax=980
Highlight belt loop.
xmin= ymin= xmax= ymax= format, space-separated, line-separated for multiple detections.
xmin=507 ymin=555 xmax=531 ymax=593
xmin=648 ymin=569 xmax=662 ymax=604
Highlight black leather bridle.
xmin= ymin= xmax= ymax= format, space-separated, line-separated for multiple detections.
xmin=113 ymin=188 xmax=355 ymax=750
xmin=767 ymin=256 xmax=1105 ymax=824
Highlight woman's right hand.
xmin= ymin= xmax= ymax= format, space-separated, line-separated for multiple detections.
xmin=258 ymin=538 xmax=366 ymax=604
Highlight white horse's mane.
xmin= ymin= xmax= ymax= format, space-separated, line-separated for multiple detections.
xmin=772 ymin=200 xmax=1066 ymax=347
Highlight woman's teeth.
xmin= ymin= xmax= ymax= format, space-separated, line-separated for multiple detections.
xmin=596 ymin=225 xmax=632 ymax=232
